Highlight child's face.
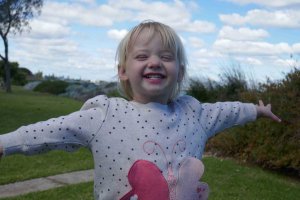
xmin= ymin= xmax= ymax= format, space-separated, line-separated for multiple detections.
xmin=119 ymin=30 xmax=182 ymax=104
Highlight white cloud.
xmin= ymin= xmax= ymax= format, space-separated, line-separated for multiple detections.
xmin=220 ymin=9 xmax=300 ymax=28
xmin=224 ymin=0 xmax=300 ymax=8
xmin=218 ymin=26 xmax=269 ymax=41
xmin=21 ymin=19 xmax=71 ymax=39
xmin=41 ymin=1 xmax=132 ymax=27
xmin=75 ymin=0 xmax=96 ymax=4
xmin=107 ymin=29 xmax=128 ymax=41
xmin=192 ymin=48 xmax=223 ymax=59
xmin=188 ymin=37 xmax=205 ymax=48
xmin=181 ymin=20 xmax=216 ymax=33
xmin=187 ymin=48 xmax=226 ymax=81
xmin=107 ymin=0 xmax=216 ymax=33
xmin=236 ymin=56 xmax=263 ymax=65
xmin=10 ymin=35 xmax=116 ymax=81
xmin=274 ymin=58 xmax=300 ymax=68
xmin=213 ymin=39 xmax=293 ymax=55
xmin=292 ymin=43 xmax=300 ymax=53
xmin=37 ymin=0 xmax=216 ymax=34
xmin=11 ymin=37 xmax=79 ymax=61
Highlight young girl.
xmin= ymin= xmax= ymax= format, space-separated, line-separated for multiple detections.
xmin=0 ymin=20 xmax=281 ymax=200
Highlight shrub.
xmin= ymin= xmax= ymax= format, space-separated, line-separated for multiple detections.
xmin=187 ymin=78 xmax=218 ymax=102
xmin=187 ymin=67 xmax=300 ymax=177
xmin=12 ymin=68 xmax=29 ymax=86
xmin=0 ymin=61 xmax=31 ymax=86
xmin=34 ymin=80 xmax=69 ymax=95
xmin=187 ymin=66 xmax=250 ymax=102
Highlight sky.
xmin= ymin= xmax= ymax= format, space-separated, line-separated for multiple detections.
xmin=2 ymin=0 xmax=300 ymax=83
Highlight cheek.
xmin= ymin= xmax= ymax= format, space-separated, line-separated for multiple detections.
xmin=171 ymin=64 xmax=182 ymax=80
xmin=124 ymin=66 xmax=142 ymax=83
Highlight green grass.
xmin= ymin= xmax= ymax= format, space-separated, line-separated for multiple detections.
xmin=0 ymin=86 xmax=94 ymax=184
xmin=0 ymin=182 xmax=94 ymax=200
xmin=1 ymin=157 xmax=299 ymax=200
xmin=0 ymin=86 xmax=81 ymax=133
xmin=201 ymin=157 xmax=300 ymax=200
xmin=0 ymin=149 xmax=93 ymax=185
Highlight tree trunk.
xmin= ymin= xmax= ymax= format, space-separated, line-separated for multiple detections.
xmin=3 ymin=36 xmax=11 ymax=93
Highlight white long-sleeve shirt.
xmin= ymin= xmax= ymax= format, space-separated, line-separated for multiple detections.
xmin=0 ymin=95 xmax=257 ymax=199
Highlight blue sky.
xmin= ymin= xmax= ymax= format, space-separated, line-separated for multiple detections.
xmin=3 ymin=0 xmax=300 ymax=83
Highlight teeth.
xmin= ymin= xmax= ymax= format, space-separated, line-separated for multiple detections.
xmin=144 ymin=74 xmax=164 ymax=78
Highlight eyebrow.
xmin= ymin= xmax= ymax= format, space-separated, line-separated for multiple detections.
xmin=132 ymin=48 xmax=174 ymax=54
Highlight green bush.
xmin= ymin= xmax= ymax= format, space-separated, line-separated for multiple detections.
xmin=34 ymin=80 xmax=69 ymax=95
xmin=187 ymin=66 xmax=251 ymax=102
xmin=187 ymin=78 xmax=218 ymax=102
xmin=187 ymin=68 xmax=300 ymax=176
xmin=106 ymin=89 xmax=123 ymax=98
xmin=0 ymin=61 xmax=31 ymax=86
xmin=11 ymin=68 xmax=29 ymax=85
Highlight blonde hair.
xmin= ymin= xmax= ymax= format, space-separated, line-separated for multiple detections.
xmin=116 ymin=20 xmax=187 ymax=101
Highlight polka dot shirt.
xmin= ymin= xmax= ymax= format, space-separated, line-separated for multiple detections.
xmin=0 ymin=95 xmax=257 ymax=199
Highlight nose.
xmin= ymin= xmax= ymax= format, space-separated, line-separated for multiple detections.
xmin=147 ymin=55 xmax=162 ymax=68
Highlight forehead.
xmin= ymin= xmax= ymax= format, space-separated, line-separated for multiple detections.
xmin=132 ymin=30 xmax=162 ymax=49
xmin=129 ymin=26 xmax=177 ymax=52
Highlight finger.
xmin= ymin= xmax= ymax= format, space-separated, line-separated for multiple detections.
xmin=259 ymin=100 xmax=264 ymax=106
xmin=271 ymin=113 xmax=282 ymax=123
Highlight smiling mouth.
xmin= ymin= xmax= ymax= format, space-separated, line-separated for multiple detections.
xmin=143 ymin=74 xmax=166 ymax=79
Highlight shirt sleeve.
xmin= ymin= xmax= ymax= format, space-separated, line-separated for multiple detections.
xmin=182 ymin=95 xmax=257 ymax=139
xmin=0 ymin=95 xmax=109 ymax=157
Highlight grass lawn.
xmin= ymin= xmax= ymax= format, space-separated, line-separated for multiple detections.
xmin=0 ymin=86 xmax=94 ymax=184
xmin=1 ymin=157 xmax=299 ymax=200
xmin=0 ymin=182 xmax=94 ymax=200
xmin=0 ymin=86 xmax=82 ymax=133
xmin=1 ymin=86 xmax=299 ymax=199
xmin=202 ymin=157 xmax=300 ymax=200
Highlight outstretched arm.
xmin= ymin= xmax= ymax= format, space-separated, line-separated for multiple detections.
xmin=256 ymin=100 xmax=281 ymax=122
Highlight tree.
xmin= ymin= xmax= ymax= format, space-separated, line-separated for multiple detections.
xmin=0 ymin=0 xmax=43 ymax=92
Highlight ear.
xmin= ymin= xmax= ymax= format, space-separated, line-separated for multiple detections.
xmin=118 ymin=65 xmax=129 ymax=81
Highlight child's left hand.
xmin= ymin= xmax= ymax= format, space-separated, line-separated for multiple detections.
xmin=256 ymin=100 xmax=281 ymax=122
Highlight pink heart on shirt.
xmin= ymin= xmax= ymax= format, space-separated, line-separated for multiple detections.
xmin=120 ymin=157 xmax=209 ymax=200
xmin=120 ymin=160 xmax=170 ymax=200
